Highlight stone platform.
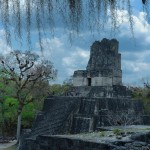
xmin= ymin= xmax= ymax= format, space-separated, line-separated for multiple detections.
xmin=70 ymin=85 xmax=131 ymax=97
xmin=19 ymin=96 xmax=150 ymax=150
xmin=24 ymin=125 xmax=150 ymax=150
xmin=31 ymin=96 xmax=145 ymax=136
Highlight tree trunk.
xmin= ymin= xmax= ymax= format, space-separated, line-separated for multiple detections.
xmin=16 ymin=113 xmax=22 ymax=143
xmin=16 ymin=97 xmax=24 ymax=143
xmin=1 ymin=109 xmax=5 ymax=138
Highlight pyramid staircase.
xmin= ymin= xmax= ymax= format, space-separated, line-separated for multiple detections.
xmin=30 ymin=96 xmax=80 ymax=137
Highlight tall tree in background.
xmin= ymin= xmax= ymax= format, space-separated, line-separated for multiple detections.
xmin=0 ymin=50 xmax=56 ymax=142
xmin=0 ymin=0 xmax=149 ymax=49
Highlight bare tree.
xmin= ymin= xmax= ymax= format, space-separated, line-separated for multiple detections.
xmin=105 ymin=110 xmax=142 ymax=126
xmin=142 ymin=78 xmax=150 ymax=89
xmin=0 ymin=50 xmax=56 ymax=142
xmin=0 ymin=0 xmax=149 ymax=49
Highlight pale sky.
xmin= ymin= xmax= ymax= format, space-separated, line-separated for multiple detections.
xmin=0 ymin=1 xmax=150 ymax=86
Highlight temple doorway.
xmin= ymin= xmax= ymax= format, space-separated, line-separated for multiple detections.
xmin=87 ymin=78 xmax=91 ymax=86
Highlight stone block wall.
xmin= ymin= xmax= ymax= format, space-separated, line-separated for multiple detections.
xmin=73 ymin=38 xmax=122 ymax=87
xmin=71 ymin=97 xmax=144 ymax=134
xmin=30 ymin=96 xmax=81 ymax=137
xmin=71 ymin=85 xmax=132 ymax=97
xmin=73 ymin=71 xmax=122 ymax=87
xmin=25 ymin=132 xmax=150 ymax=150
xmin=26 ymin=135 xmax=116 ymax=150
xmin=30 ymin=96 xmax=144 ymax=136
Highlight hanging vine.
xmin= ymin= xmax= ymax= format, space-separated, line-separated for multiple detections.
xmin=0 ymin=0 xmax=148 ymax=49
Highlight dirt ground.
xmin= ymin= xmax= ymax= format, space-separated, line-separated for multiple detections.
xmin=0 ymin=141 xmax=17 ymax=150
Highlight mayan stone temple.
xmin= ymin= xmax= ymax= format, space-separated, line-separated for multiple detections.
xmin=73 ymin=38 xmax=122 ymax=87
xmin=20 ymin=38 xmax=150 ymax=150
xmin=72 ymin=38 xmax=130 ymax=98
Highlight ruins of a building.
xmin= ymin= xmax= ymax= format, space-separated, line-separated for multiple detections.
xmin=73 ymin=38 xmax=122 ymax=87
xmin=19 ymin=38 xmax=150 ymax=150
xmin=71 ymin=38 xmax=130 ymax=98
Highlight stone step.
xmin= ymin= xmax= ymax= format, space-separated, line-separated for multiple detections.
xmin=30 ymin=97 xmax=80 ymax=137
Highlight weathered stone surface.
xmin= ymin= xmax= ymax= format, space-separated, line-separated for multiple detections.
xmin=142 ymin=116 xmax=150 ymax=125
xmin=133 ymin=141 xmax=147 ymax=147
xmin=130 ymin=132 xmax=150 ymax=143
xmin=71 ymin=85 xmax=132 ymax=98
xmin=73 ymin=38 xmax=122 ymax=87
xmin=22 ymin=129 xmax=150 ymax=150
xmin=26 ymin=135 xmax=117 ymax=150
xmin=19 ymin=95 xmax=148 ymax=150
xmin=26 ymin=96 xmax=144 ymax=137
xmin=86 ymin=39 xmax=120 ymax=71
xmin=31 ymin=96 xmax=81 ymax=136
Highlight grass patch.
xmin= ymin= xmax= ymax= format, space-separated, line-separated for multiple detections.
xmin=113 ymin=128 xmax=121 ymax=135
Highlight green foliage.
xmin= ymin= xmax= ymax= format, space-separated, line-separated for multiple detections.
xmin=0 ymin=97 xmax=37 ymax=133
xmin=49 ymin=84 xmax=72 ymax=96
xmin=0 ymin=51 xmax=56 ymax=139
xmin=49 ymin=84 xmax=62 ymax=95
xmin=0 ymin=97 xmax=18 ymax=136
xmin=131 ymin=87 xmax=150 ymax=115
xmin=113 ymin=128 xmax=121 ymax=135
xmin=0 ymin=71 xmax=49 ymax=135
xmin=22 ymin=103 xmax=36 ymax=128
xmin=0 ymin=77 xmax=17 ymax=128
xmin=2 ymin=97 xmax=18 ymax=120
xmin=143 ymin=99 xmax=150 ymax=115
xmin=145 ymin=128 xmax=150 ymax=130
xmin=131 ymin=88 xmax=144 ymax=99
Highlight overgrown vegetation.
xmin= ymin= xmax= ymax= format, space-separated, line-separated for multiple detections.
xmin=49 ymin=77 xmax=73 ymax=96
xmin=113 ymin=128 xmax=121 ymax=135
xmin=131 ymin=83 xmax=150 ymax=115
